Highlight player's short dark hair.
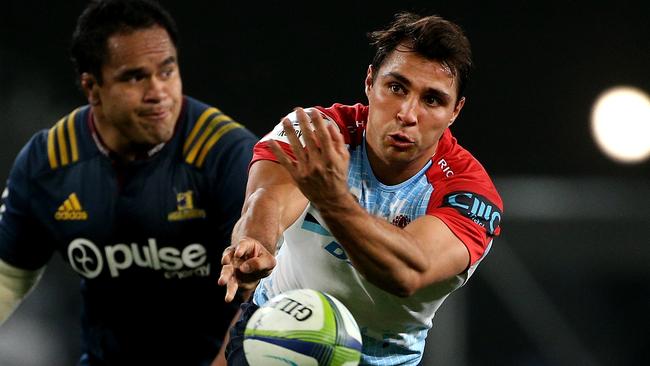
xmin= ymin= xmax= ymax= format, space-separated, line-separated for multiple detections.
xmin=70 ymin=0 xmax=179 ymax=84
xmin=368 ymin=12 xmax=472 ymax=100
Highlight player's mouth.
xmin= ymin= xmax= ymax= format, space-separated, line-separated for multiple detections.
xmin=387 ymin=132 xmax=415 ymax=149
xmin=140 ymin=108 xmax=171 ymax=122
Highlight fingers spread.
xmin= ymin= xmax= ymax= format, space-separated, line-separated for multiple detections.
xmin=279 ymin=117 xmax=305 ymax=162
xmin=224 ymin=277 xmax=239 ymax=303
xmin=295 ymin=108 xmax=318 ymax=152
xmin=233 ymin=237 xmax=258 ymax=259
xmin=309 ymin=109 xmax=332 ymax=152
xmin=221 ymin=246 xmax=234 ymax=265
xmin=327 ymin=123 xmax=347 ymax=156
xmin=270 ymin=140 xmax=296 ymax=173
xmin=217 ymin=264 xmax=233 ymax=286
xmin=239 ymin=254 xmax=276 ymax=275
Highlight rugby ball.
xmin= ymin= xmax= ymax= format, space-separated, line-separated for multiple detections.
xmin=244 ymin=289 xmax=362 ymax=366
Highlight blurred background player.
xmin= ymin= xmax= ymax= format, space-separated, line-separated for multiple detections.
xmin=0 ymin=0 xmax=258 ymax=365
xmin=219 ymin=12 xmax=503 ymax=365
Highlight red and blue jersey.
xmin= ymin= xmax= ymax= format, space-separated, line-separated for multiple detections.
xmin=0 ymin=96 xmax=258 ymax=365
xmin=252 ymin=103 xmax=503 ymax=365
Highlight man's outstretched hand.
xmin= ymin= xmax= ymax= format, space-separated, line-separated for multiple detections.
xmin=218 ymin=236 xmax=276 ymax=302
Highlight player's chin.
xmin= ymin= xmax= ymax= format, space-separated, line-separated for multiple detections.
xmin=143 ymin=124 xmax=175 ymax=144
xmin=386 ymin=146 xmax=416 ymax=159
xmin=134 ymin=132 xmax=171 ymax=148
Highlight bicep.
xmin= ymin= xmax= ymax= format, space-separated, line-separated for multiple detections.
xmin=404 ymin=215 xmax=471 ymax=286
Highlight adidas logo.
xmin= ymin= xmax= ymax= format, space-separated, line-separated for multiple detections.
xmin=55 ymin=193 xmax=88 ymax=221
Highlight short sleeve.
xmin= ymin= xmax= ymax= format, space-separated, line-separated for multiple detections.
xmin=426 ymin=161 xmax=503 ymax=265
xmin=0 ymin=139 xmax=54 ymax=270
xmin=251 ymin=107 xmax=350 ymax=167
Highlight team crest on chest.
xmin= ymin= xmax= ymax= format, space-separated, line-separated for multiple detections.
xmin=391 ymin=214 xmax=411 ymax=228
xmin=167 ymin=190 xmax=206 ymax=221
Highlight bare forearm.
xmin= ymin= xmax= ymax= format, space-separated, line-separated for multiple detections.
xmin=234 ymin=160 xmax=309 ymax=254
xmin=219 ymin=161 xmax=310 ymax=302
xmin=233 ymin=188 xmax=286 ymax=253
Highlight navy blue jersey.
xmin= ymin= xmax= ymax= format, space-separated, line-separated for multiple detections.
xmin=0 ymin=96 xmax=258 ymax=365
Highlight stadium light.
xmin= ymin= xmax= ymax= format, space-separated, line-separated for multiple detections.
xmin=591 ymin=86 xmax=650 ymax=164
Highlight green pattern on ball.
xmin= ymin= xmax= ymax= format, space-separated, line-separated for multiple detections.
xmin=316 ymin=291 xmax=337 ymax=342
xmin=330 ymin=346 xmax=362 ymax=366
xmin=244 ymin=289 xmax=362 ymax=366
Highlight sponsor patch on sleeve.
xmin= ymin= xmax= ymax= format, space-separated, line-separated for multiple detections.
xmin=442 ymin=191 xmax=502 ymax=235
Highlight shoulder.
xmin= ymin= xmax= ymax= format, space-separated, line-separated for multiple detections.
xmin=423 ymin=130 xmax=503 ymax=265
xmin=316 ymin=103 xmax=368 ymax=125
xmin=253 ymin=102 xmax=366 ymax=163
xmin=315 ymin=103 xmax=367 ymax=147
xmin=428 ymin=130 xmax=501 ymax=196
xmin=426 ymin=130 xmax=503 ymax=230
xmin=15 ymin=106 xmax=92 ymax=179
xmin=179 ymin=96 xmax=258 ymax=169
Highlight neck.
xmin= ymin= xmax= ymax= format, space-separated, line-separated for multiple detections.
xmin=365 ymin=141 xmax=437 ymax=186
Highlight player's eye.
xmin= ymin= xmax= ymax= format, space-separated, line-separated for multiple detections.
xmin=160 ymin=67 xmax=175 ymax=79
xmin=423 ymin=95 xmax=440 ymax=107
xmin=388 ymin=83 xmax=405 ymax=95
xmin=120 ymin=72 xmax=146 ymax=83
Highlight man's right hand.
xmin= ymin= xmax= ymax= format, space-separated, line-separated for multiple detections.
xmin=218 ymin=237 xmax=276 ymax=303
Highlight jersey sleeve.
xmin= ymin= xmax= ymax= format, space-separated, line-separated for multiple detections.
xmin=251 ymin=106 xmax=352 ymax=167
xmin=0 ymin=134 xmax=55 ymax=270
xmin=426 ymin=155 xmax=503 ymax=266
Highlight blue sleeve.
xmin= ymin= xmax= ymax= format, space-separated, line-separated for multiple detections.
xmin=0 ymin=136 xmax=54 ymax=270
xmin=205 ymin=127 xmax=258 ymax=246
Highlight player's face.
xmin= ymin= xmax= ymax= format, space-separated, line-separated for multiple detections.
xmin=364 ymin=46 xmax=465 ymax=184
xmin=87 ymin=26 xmax=182 ymax=155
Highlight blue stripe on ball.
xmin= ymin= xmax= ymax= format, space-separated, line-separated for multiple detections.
xmin=246 ymin=335 xmax=334 ymax=364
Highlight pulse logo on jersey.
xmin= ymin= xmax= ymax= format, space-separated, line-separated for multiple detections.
xmin=167 ymin=190 xmax=206 ymax=221
xmin=443 ymin=191 xmax=502 ymax=235
xmin=55 ymin=193 xmax=88 ymax=221
xmin=67 ymin=238 xmax=210 ymax=279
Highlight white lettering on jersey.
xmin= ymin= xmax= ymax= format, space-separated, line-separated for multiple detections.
xmin=0 ymin=187 xmax=8 ymax=221
xmin=67 ymin=238 xmax=209 ymax=279
xmin=437 ymin=158 xmax=454 ymax=177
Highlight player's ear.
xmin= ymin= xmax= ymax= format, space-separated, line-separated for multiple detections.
xmin=449 ymin=96 xmax=466 ymax=127
xmin=364 ymin=65 xmax=374 ymax=96
xmin=81 ymin=73 xmax=101 ymax=106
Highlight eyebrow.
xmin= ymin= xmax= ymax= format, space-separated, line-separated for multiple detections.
xmin=384 ymin=71 xmax=452 ymax=103
xmin=160 ymin=56 xmax=177 ymax=67
xmin=116 ymin=56 xmax=177 ymax=79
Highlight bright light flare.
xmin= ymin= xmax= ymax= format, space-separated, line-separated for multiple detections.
xmin=591 ymin=86 xmax=650 ymax=163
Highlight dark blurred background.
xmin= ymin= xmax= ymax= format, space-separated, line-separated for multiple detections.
xmin=1 ymin=1 xmax=648 ymax=365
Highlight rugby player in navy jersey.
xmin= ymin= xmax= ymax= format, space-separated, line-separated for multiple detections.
xmin=0 ymin=0 xmax=258 ymax=365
